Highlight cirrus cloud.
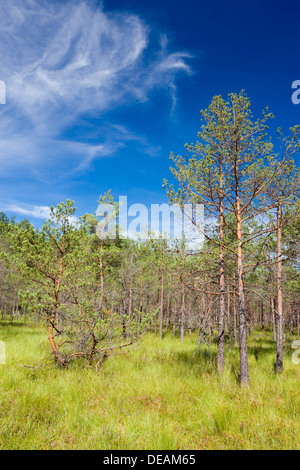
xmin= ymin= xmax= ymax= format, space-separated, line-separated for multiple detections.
xmin=0 ymin=0 xmax=192 ymax=176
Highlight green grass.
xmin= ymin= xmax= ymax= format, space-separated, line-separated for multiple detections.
xmin=0 ymin=321 xmax=299 ymax=450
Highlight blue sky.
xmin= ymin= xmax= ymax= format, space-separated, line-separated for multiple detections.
xmin=0 ymin=0 xmax=300 ymax=224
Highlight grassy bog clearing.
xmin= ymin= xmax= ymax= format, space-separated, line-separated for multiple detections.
xmin=0 ymin=321 xmax=299 ymax=450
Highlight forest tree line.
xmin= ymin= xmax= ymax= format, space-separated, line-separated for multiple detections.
xmin=1 ymin=92 xmax=300 ymax=386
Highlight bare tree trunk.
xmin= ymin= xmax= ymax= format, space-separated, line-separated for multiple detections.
xmin=227 ymin=280 xmax=232 ymax=354
xmin=233 ymin=274 xmax=238 ymax=347
xmin=138 ymin=272 xmax=144 ymax=325
xmin=270 ymin=282 xmax=277 ymax=341
xmin=261 ymin=301 xmax=265 ymax=330
xmin=128 ymin=278 xmax=133 ymax=321
xmin=180 ymin=282 xmax=185 ymax=342
xmin=217 ymin=167 xmax=226 ymax=373
xmin=159 ymin=271 xmax=164 ymax=340
xmin=173 ymin=299 xmax=178 ymax=336
xmin=166 ymin=292 xmax=170 ymax=330
xmin=99 ymin=240 xmax=105 ymax=313
xmin=276 ymin=200 xmax=283 ymax=373
xmin=49 ymin=314 xmax=66 ymax=366
xmin=237 ymin=204 xmax=249 ymax=386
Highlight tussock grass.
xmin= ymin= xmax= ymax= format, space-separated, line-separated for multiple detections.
xmin=0 ymin=322 xmax=299 ymax=450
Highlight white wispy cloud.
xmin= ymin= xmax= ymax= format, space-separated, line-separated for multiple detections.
xmin=0 ymin=202 xmax=79 ymax=224
xmin=0 ymin=0 xmax=192 ymax=174
xmin=0 ymin=203 xmax=51 ymax=220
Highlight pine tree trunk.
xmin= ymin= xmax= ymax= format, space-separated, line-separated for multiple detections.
xmin=227 ymin=281 xmax=232 ymax=354
xmin=166 ymin=293 xmax=170 ymax=330
xmin=180 ymin=283 xmax=185 ymax=342
xmin=217 ymin=168 xmax=226 ymax=373
xmin=237 ymin=206 xmax=249 ymax=386
xmin=233 ymin=274 xmax=238 ymax=347
xmin=159 ymin=271 xmax=164 ymax=340
xmin=270 ymin=282 xmax=277 ymax=341
xmin=276 ymin=200 xmax=283 ymax=373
